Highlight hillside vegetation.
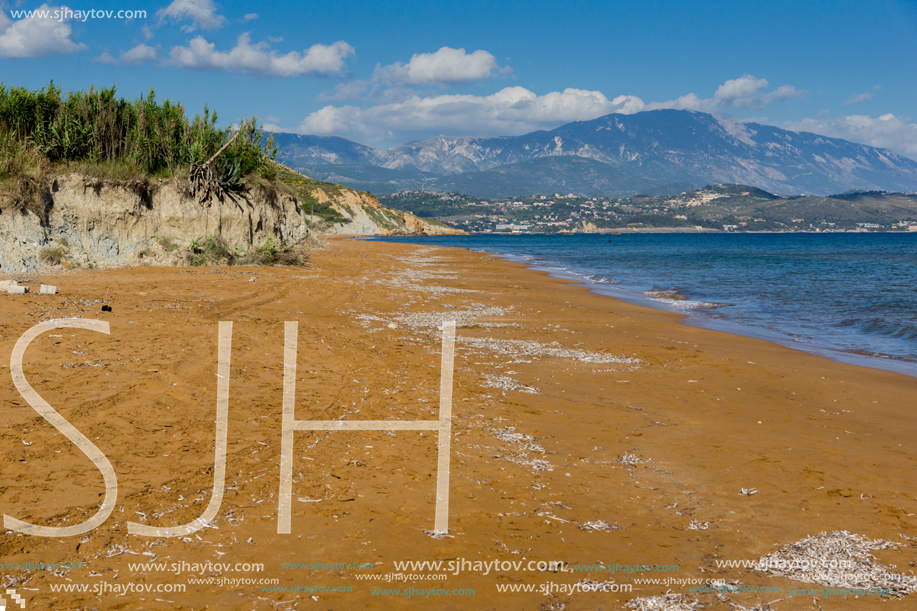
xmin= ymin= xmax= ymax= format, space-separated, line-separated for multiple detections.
xmin=379 ymin=185 xmax=917 ymax=233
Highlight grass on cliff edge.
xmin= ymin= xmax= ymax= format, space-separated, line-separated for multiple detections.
xmin=1 ymin=82 xmax=276 ymax=178
xmin=0 ymin=82 xmax=278 ymax=217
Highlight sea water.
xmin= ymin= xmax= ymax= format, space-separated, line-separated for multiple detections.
xmin=375 ymin=233 xmax=917 ymax=377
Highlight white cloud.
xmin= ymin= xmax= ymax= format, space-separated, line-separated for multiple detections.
xmin=96 ymin=43 xmax=157 ymax=65
xmin=167 ymin=34 xmax=355 ymax=76
xmin=157 ymin=0 xmax=226 ymax=31
xmin=645 ymin=92 xmax=717 ymax=113
xmin=709 ymin=75 xmax=803 ymax=109
xmin=243 ymin=13 xmax=258 ymax=21
xmin=374 ymin=47 xmax=509 ymax=86
xmin=319 ymin=46 xmax=509 ymax=103
xmin=0 ymin=3 xmax=87 ymax=58
xmin=714 ymin=74 xmax=768 ymax=107
xmin=290 ymin=74 xmax=805 ymax=144
xmin=295 ymin=87 xmax=635 ymax=142
xmin=844 ymin=92 xmax=873 ymax=105
xmin=762 ymin=84 xmax=804 ymax=105
xmin=606 ymin=76 xmax=802 ymax=114
xmin=317 ymin=80 xmax=370 ymax=102
xmin=122 ymin=43 xmax=157 ymax=63
xmin=784 ymin=114 xmax=917 ymax=159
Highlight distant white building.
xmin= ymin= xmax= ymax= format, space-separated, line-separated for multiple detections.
xmin=495 ymin=223 xmax=530 ymax=232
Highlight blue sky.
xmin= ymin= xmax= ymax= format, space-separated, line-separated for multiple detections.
xmin=1 ymin=0 xmax=916 ymax=157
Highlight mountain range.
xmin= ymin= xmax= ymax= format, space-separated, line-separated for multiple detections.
xmin=271 ymin=110 xmax=917 ymax=197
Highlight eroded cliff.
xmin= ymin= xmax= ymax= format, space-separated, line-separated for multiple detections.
xmin=0 ymin=169 xmax=461 ymax=273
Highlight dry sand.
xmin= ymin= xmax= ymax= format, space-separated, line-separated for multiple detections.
xmin=0 ymin=237 xmax=915 ymax=610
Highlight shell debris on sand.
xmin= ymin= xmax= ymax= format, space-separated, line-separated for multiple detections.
xmin=578 ymin=520 xmax=623 ymax=532
xmin=398 ymin=304 xmax=515 ymax=330
xmin=352 ymin=304 xmax=514 ymax=331
xmin=489 ymin=426 xmax=555 ymax=473
xmin=482 ymin=373 xmax=540 ymax=394
xmin=614 ymin=452 xmax=647 ymax=466
xmin=459 ymin=336 xmax=640 ymax=365
xmin=625 ymin=592 xmax=701 ymax=610
xmin=371 ymin=253 xmax=479 ymax=295
xmin=754 ymin=530 xmax=917 ymax=597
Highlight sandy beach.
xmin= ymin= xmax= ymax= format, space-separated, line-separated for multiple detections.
xmin=1 ymin=237 xmax=915 ymax=610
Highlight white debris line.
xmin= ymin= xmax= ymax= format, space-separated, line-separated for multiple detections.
xmin=353 ymin=304 xmax=514 ymax=331
xmin=578 ymin=520 xmax=623 ymax=532
xmin=372 ymin=257 xmax=478 ymax=295
xmin=482 ymin=373 xmax=540 ymax=394
xmin=537 ymin=512 xmax=569 ymax=523
xmin=490 ymin=426 xmax=554 ymax=473
xmin=625 ymin=592 xmax=702 ymax=610
xmin=459 ymin=336 xmax=641 ymax=365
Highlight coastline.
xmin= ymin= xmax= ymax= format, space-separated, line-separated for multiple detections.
xmin=1 ymin=237 xmax=915 ymax=609
xmin=498 ymin=251 xmax=917 ymax=379
xmin=372 ymin=232 xmax=917 ymax=379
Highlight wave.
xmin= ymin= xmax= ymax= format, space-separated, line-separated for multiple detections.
xmin=843 ymin=348 xmax=917 ymax=363
xmin=643 ymin=288 xmax=687 ymax=301
xmin=833 ymin=317 xmax=917 ymax=341
xmin=641 ymin=287 xmax=721 ymax=310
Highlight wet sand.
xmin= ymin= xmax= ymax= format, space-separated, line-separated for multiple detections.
xmin=1 ymin=237 xmax=915 ymax=610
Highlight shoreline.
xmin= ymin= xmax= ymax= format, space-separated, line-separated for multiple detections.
xmin=474 ymin=229 xmax=916 ymax=234
xmin=370 ymin=233 xmax=917 ymax=379
xmin=503 ymin=252 xmax=917 ymax=379
xmin=1 ymin=237 xmax=915 ymax=609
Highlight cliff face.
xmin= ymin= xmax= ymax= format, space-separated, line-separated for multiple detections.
xmin=0 ymin=172 xmax=461 ymax=273
xmin=308 ymin=185 xmax=461 ymax=237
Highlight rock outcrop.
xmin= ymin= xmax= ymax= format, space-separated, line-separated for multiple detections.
xmin=309 ymin=185 xmax=459 ymax=236
xmin=0 ymin=171 xmax=461 ymax=273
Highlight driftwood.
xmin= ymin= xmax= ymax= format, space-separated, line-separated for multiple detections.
xmin=189 ymin=132 xmax=239 ymax=204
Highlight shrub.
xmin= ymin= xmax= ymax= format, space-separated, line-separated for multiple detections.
xmin=39 ymin=245 xmax=68 ymax=265
xmin=240 ymin=236 xmax=308 ymax=266
xmin=156 ymin=235 xmax=180 ymax=252
xmin=185 ymin=235 xmax=236 ymax=266
xmin=185 ymin=235 xmax=308 ymax=267
xmin=301 ymin=197 xmax=351 ymax=225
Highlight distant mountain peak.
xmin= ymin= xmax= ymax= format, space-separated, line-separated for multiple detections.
xmin=272 ymin=109 xmax=917 ymax=197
